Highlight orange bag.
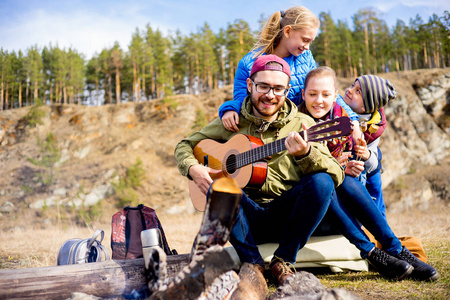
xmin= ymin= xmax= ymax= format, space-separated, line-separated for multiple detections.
xmin=363 ymin=228 xmax=427 ymax=262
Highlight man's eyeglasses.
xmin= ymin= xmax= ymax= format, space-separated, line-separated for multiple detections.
xmin=251 ymin=80 xmax=289 ymax=96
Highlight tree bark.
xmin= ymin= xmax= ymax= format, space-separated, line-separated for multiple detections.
xmin=5 ymin=83 xmax=8 ymax=110
xmin=0 ymin=255 xmax=189 ymax=299
xmin=1 ymin=75 xmax=4 ymax=110
xmin=18 ymin=81 xmax=22 ymax=108
xmin=116 ymin=67 xmax=121 ymax=104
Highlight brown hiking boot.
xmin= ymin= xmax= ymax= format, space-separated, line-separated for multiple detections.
xmin=255 ymin=264 xmax=265 ymax=276
xmin=270 ymin=256 xmax=295 ymax=285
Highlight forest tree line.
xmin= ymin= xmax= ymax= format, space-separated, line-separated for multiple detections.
xmin=1 ymin=8 xmax=449 ymax=110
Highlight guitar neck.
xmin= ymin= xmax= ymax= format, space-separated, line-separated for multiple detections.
xmin=235 ymin=135 xmax=293 ymax=169
xmin=235 ymin=117 xmax=351 ymax=169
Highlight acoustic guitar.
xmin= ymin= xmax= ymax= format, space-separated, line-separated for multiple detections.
xmin=189 ymin=116 xmax=352 ymax=211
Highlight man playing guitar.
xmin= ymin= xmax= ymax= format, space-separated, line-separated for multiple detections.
xmin=174 ymin=55 xmax=345 ymax=285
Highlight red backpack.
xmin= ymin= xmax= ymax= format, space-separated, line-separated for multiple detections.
xmin=111 ymin=204 xmax=174 ymax=259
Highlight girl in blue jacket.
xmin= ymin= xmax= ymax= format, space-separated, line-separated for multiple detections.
xmin=219 ymin=6 xmax=358 ymax=132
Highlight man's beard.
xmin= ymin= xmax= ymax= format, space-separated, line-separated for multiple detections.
xmin=250 ymin=90 xmax=284 ymax=118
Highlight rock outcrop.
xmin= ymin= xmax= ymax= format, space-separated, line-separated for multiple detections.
xmin=0 ymin=69 xmax=448 ymax=216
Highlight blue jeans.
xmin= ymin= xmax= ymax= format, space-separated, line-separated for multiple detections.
xmin=327 ymin=175 xmax=401 ymax=258
xmin=229 ymin=172 xmax=335 ymax=266
xmin=366 ymin=170 xmax=387 ymax=221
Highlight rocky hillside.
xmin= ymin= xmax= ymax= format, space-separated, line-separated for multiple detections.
xmin=0 ymin=69 xmax=449 ymax=220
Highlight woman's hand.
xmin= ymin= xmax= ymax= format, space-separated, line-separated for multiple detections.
xmin=222 ymin=111 xmax=240 ymax=132
xmin=345 ymin=160 xmax=364 ymax=177
xmin=336 ymin=151 xmax=352 ymax=166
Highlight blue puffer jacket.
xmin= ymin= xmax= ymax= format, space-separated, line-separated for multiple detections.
xmin=219 ymin=50 xmax=358 ymax=121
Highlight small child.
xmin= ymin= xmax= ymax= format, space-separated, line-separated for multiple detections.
xmin=341 ymin=75 xmax=429 ymax=263
xmin=342 ymin=75 xmax=396 ymax=221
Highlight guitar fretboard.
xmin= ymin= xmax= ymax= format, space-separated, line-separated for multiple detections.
xmin=232 ymin=116 xmax=351 ymax=170
xmin=236 ymin=136 xmax=289 ymax=169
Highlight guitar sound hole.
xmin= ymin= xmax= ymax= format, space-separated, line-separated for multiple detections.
xmin=225 ymin=154 xmax=237 ymax=175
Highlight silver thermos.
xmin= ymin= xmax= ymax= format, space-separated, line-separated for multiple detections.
xmin=141 ymin=228 xmax=163 ymax=269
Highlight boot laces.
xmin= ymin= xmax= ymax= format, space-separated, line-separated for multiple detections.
xmin=398 ymin=247 xmax=416 ymax=263
xmin=271 ymin=257 xmax=295 ymax=276
xmin=372 ymin=248 xmax=388 ymax=265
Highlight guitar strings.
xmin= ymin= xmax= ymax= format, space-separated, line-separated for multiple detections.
xmin=196 ymin=117 xmax=349 ymax=173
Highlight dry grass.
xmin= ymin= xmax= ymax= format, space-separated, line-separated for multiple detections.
xmin=0 ymin=210 xmax=204 ymax=269
xmin=316 ymin=204 xmax=450 ymax=299
xmin=0 ymin=203 xmax=448 ymax=299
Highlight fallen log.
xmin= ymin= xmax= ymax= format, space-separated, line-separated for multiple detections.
xmin=0 ymin=254 xmax=189 ymax=299
xmin=0 ymin=178 xmax=244 ymax=300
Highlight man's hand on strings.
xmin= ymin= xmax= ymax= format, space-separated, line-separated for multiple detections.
xmin=285 ymin=124 xmax=310 ymax=158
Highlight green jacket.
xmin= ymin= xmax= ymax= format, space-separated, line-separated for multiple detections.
xmin=175 ymin=96 xmax=344 ymax=203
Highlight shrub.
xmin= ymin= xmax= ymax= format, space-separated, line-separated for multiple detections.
xmin=162 ymin=97 xmax=179 ymax=110
xmin=192 ymin=108 xmax=207 ymax=131
xmin=76 ymin=201 xmax=104 ymax=228
xmin=25 ymin=99 xmax=45 ymax=127
xmin=112 ymin=158 xmax=146 ymax=207
xmin=27 ymin=132 xmax=61 ymax=186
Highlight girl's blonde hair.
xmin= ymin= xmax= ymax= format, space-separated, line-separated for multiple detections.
xmin=304 ymin=66 xmax=338 ymax=91
xmin=252 ymin=6 xmax=320 ymax=57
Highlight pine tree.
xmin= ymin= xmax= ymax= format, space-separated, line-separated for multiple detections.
xmin=225 ymin=20 xmax=255 ymax=84
xmin=98 ymin=48 xmax=114 ymax=104
xmin=26 ymin=46 xmax=43 ymax=105
xmin=86 ymin=55 xmax=102 ymax=106
xmin=152 ymin=29 xmax=172 ymax=98
xmin=110 ymin=43 xmax=124 ymax=104
xmin=314 ymin=12 xmax=338 ymax=68
xmin=129 ymin=28 xmax=145 ymax=101
xmin=67 ymin=48 xmax=85 ymax=104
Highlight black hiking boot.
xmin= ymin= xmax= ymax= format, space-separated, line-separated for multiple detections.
xmin=394 ymin=246 xmax=439 ymax=281
xmin=367 ymin=247 xmax=413 ymax=280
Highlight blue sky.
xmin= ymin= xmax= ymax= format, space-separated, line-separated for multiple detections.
xmin=1 ymin=0 xmax=448 ymax=60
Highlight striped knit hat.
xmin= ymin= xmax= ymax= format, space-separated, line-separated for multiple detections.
xmin=356 ymin=75 xmax=397 ymax=113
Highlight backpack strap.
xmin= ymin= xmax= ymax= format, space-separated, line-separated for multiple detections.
xmin=111 ymin=208 xmax=129 ymax=259
xmin=88 ymin=229 xmax=104 ymax=249
xmin=100 ymin=244 xmax=110 ymax=261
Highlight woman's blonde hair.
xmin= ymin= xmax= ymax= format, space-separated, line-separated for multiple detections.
xmin=304 ymin=66 xmax=337 ymax=91
xmin=298 ymin=66 xmax=338 ymax=117
xmin=252 ymin=6 xmax=320 ymax=57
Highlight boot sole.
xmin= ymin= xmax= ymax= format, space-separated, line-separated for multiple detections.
xmin=427 ymin=272 xmax=440 ymax=281
xmin=396 ymin=265 xmax=414 ymax=281
xmin=412 ymin=271 xmax=440 ymax=282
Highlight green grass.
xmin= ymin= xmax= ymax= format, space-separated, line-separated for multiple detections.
xmin=316 ymin=239 xmax=449 ymax=299
xmin=264 ymin=237 xmax=449 ymax=299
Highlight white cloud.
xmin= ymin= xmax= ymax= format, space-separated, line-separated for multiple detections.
xmin=1 ymin=3 xmax=172 ymax=59
xmin=1 ymin=0 xmax=448 ymax=59
xmin=397 ymin=0 xmax=449 ymax=7
xmin=372 ymin=0 xmax=448 ymax=13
